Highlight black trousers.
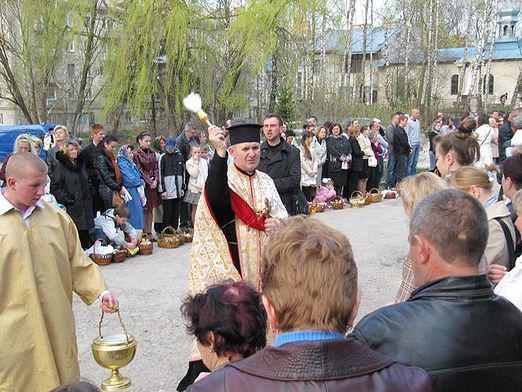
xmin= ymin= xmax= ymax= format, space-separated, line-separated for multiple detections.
xmin=366 ymin=167 xmax=378 ymax=191
xmin=179 ymin=201 xmax=192 ymax=228
xmin=163 ymin=198 xmax=181 ymax=230
xmin=395 ymin=155 xmax=408 ymax=186
xmin=301 ymin=186 xmax=316 ymax=202
xmin=346 ymin=170 xmax=360 ymax=198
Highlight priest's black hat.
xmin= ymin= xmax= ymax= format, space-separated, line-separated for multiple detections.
xmin=226 ymin=121 xmax=261 ymax=146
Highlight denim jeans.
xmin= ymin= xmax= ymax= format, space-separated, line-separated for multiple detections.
xmin=385 ymin=154 xmax=397 ymax=189
xmin=407 ymin=144 xmax=420 ymax=176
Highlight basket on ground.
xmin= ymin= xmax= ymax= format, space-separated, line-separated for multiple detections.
xmin=90 ymin=242 xmax=113 ymax=266
xmin=158 ymin=226 xmax=182 ymax=249
xmin=332 ymin=197 xmax=345 ymax=210
xmin=316 ymin=202 xmax=326 ymax=212
xmin=138 ymin=234 xmax=153 ymax=255
xmin=349 ymin=191 xmax=365 ymax=208
xmin=113 ymin=248 xmax=127 ymax=263
xmin=368 ymin=188 xmax=382 ymax=203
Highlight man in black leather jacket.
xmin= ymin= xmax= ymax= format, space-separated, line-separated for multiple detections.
xmin=352 ymin=189 xmax=522 ymax=392
xmin=257 ymin=114 xmax=301 ymax=215
xmin=189 ymin=216 xmax=432 ymax=392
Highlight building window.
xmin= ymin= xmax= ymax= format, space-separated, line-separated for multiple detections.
xmin=66 ymin=14 xmax=74 ymax=28
xmin=0 ymin=113 xmax=3 ymax=124
xmin=372 ymin=89 xmax=378 ymax=104
xmin=46 ymin=86 xmax=56 ymax=105
xmin=482 ymin=74 xmax=494 ymax=95
xmin=348 ymin=55 xmax=362 ymax=74
xmin=67 ymin=63 xmax=75 ymax=78
xmin=67 ymin=39 xmax=75 ymax=52
xmin=450 ymin=75 xmax=459 ymax=95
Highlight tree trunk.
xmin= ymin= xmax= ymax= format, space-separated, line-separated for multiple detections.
xmin=71 ymin=0 xmax=99 ymax=136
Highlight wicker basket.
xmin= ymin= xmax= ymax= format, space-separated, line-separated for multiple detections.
xmin=113 ymin=249 xmax=127 ymax=263
xmin=158 ymin=226 xmax=182 ymax=249
xmin=368 ymin=188 xmax=382 ymax=203
xmin=308 ymin=202 xmax=317 ymax=214
xmin=138 ymin=234 xmax=153 ymax=255
xmin=332 ymin=197 xmax=345 ymax=210
xmin=89 ymin=242 xmax=112 ymax=266
xmin=349 ymin=191 xmax=365 ymax=208
xmin=316 ymin=202 xmax=326 ymax=213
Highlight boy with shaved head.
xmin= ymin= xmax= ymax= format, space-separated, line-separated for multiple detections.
xmin=0 ymin=152 xmax=119 ymax=391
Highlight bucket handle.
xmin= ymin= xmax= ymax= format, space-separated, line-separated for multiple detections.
xmin=98 ymin=309 xmax=130 ymax=344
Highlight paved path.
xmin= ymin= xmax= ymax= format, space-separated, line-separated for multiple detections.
xmin=74 ymin=197 xmax=408 ymax=391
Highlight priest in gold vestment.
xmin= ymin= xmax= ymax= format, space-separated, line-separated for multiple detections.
xmin=179 ymin=122 xmax=288 ymax=389
xmin=0 ymin=153 xmax=119 ymax=392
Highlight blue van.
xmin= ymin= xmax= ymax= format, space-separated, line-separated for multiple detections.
xmin=0 ymin=124 xmax=55 ymax=162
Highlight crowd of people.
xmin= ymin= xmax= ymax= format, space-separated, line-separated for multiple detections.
xmin=0 ymin=122 xmax=214 ymax=250
xmin=2 ymin=105 xmax=522 ymax=392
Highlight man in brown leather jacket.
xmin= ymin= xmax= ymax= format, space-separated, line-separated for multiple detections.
xmin=188 ymin=216 xmax=432 ymax=392
xmin=352 ymin=189 xmax=522 ymax=391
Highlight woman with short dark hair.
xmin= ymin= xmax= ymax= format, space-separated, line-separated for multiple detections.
xmin=181 ymin=281 xmax=267 ymax=387
xmin=325 ymin=123 xmax=351 ymax=196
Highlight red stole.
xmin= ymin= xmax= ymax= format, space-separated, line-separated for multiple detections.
xmin=230 ymin=191 xmax=266 ymax=231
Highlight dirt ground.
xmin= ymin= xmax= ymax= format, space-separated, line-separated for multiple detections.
xmin=73 ymin=197 xmax=409 ymax=391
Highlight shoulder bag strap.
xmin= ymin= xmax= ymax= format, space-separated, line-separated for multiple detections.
xmin=494 ymin=217 xmax=516 ymax=271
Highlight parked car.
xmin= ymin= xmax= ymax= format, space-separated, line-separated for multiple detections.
xmin=0 ymin=124 xmax=55 ymax=161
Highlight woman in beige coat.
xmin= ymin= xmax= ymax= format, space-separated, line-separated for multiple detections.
xmin=448 ymin=166 xmax=516 ymax=272
xmin=356 ymin=127 xmax=375 ymax=195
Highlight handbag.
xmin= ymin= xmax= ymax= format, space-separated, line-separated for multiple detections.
xmin=112 ymin=191 xmax=124 ymax=207
xmin=368 ymin=156 xmax=378 ymax=168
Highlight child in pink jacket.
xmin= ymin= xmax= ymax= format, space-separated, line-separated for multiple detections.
xmin=314 ymin=178 xmax=337 ymax=203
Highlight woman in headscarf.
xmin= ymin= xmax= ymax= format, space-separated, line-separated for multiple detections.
xmin=134 ymin=132 xmax=161 ymax=237
xmin=117 ymin=144 xmax=145 ymax=230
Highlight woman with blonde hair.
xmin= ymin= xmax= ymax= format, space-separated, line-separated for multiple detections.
xmin=50 ymin=139 xmax=93 ymax=248
xmin=395 ymin=172 xmax=448 ymax=302
xmin=299 ymin=130 xmax=317 ymax=201
xmin=357 ymin=126 xmax=375 ymax=195
xmin=46 ymin=125 xmax=69 ymax=177
xmin=447 ymin=166 xmax=516 ymax=273
xmin=0 ymin=134 xmax=38 ymax=185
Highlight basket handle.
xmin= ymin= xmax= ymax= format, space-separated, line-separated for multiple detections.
xmin=161 ymin=226 xmax=176 ymax=236
xmin=369 ymin=188 xmax=380 ymax=195
xmin=350 ymin=190 xmax=363 ymax=199
xmin=92 ymin=239 xmax=103 ymax=256
xmin=98 ymin=309 xmax=130 ymax=344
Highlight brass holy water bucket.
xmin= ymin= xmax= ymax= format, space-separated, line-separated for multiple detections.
xmin=92 ymin=311 xmax=137 ymax=391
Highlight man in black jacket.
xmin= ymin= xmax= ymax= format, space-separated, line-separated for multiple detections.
xmin=80 ymin=123 xmax=106 ymax=216
xmin=385 ymin=112 xmax=402 ymax=189
xmin=257 ymin=114 xmax=301 ymax=215
xmin=352 ymin=189 xmax=522 ymax=392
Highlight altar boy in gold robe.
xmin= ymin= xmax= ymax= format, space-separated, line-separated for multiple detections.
xmin=179 ymin=122 xmax=288 ymax=390
xmin=0 ymin=153 xmax=119 ymax=392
